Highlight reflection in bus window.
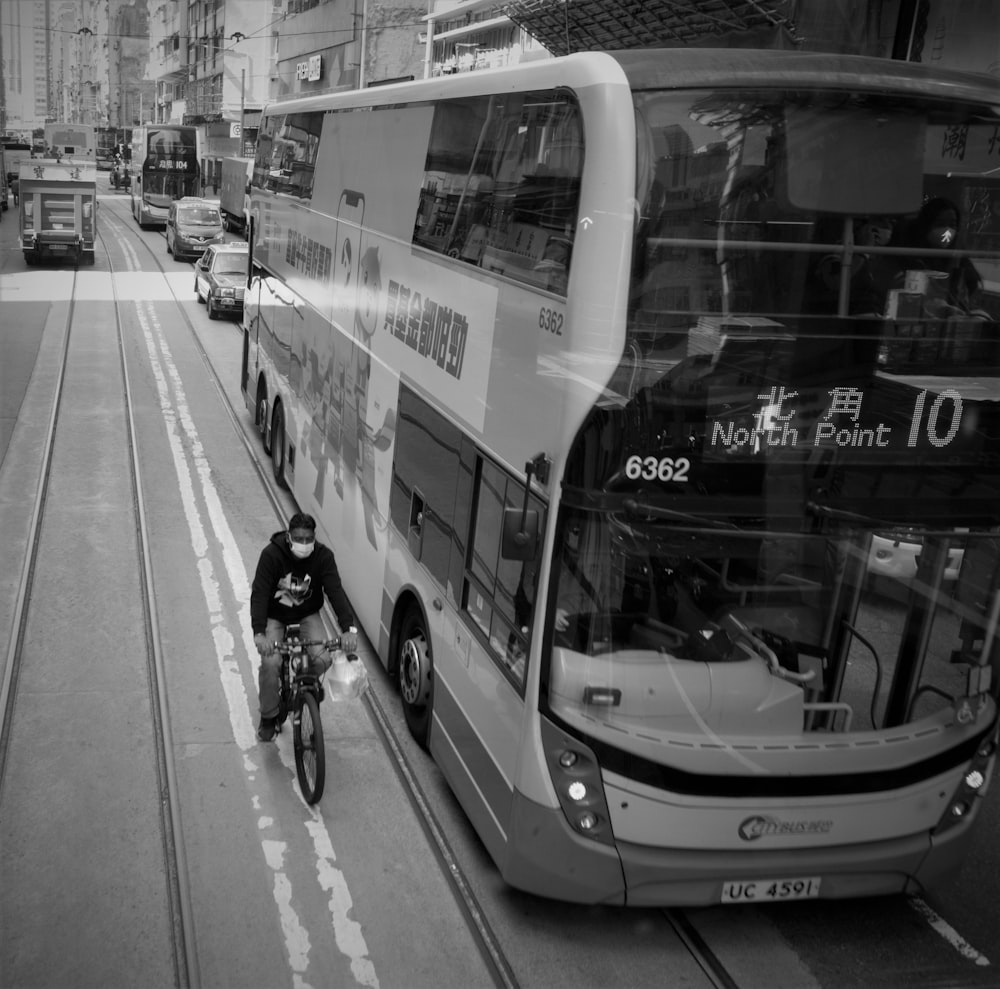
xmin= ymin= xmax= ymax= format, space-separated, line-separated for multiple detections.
xmin=257 ymin=111 xmax=321 ymax=202
xmin=413 ymin=91 xmax=583 ymax=295
xmin=467 ymin=458 xmax=545 ymax=688
xmin=627 ymin=91 xmax=999 ymax=372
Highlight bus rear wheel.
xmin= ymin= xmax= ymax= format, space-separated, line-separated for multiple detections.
xmin=271 ymin=402 xmax=289 ymax=489
xmin=398 ymin=605 xmax=433 ymax=749
xmin=257 ymin=387 xmax=271 ymax=454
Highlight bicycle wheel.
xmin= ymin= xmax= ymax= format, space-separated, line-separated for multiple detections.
xmin=293 ymin=691 xmax=325 ymax=804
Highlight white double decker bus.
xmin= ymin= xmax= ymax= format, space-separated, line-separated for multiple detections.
xmin=242 ymin=49 xmax=1000 ymax=906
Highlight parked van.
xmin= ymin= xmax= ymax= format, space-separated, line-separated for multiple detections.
xmin=166 ymin=197 xmax=224 ymax=260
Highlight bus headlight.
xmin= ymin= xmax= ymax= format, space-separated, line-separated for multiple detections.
xmin=964 ymin=769 xmax=984 ymax=790
xmin=540 ymin=716 xmax=615 ymax=846
xmin=933 ymin=726 xmax=997 ymax=836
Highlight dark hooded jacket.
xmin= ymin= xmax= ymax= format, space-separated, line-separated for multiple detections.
xmin=250 ymin=530 xmax=353 ymax=635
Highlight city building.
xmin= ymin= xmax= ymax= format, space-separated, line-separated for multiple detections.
xmin=2 ymin=0 xmax=996 ymax=150
xmin=271 ymin=0 xmax=424 ymax=98
xmin=145 ymin=0 xmax=271 ymax=192
xmin=422 ymin=0 xmax=548 ymax=78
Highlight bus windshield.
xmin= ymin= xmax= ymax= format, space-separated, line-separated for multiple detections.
xmin=550 ymin=84 xmax=999 ymax=748
xmin=143 ymin=171 xmax=198 ymax=202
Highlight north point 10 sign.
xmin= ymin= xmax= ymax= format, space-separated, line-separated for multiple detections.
xmin=707 ymin=384 xmax=967 ymax=457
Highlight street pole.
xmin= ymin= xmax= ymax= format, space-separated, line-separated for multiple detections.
xmin=240 ymin=68 xmax=245 ymax=156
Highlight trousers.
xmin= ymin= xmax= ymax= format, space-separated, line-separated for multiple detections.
xmin=258 ymin=612 xmax=331 ymax=719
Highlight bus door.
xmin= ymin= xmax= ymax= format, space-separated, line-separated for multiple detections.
xmin=391 ymin=391 xmax=531 ymax=862
xmin=131 ymin=171 xmax=143 ymax=219
xmin=441 ymin=457 xmax=544 ymax=862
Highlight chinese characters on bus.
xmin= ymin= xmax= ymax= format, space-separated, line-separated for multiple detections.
xmin=286 ymin=228 xmax=333 ymax=281
xmin=384 ymin=279 xmax=469 ymax=380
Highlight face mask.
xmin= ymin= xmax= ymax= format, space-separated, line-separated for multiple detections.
xmin=929 ymin=226 xmax=957 ymax=247
xmin=289 ymin=540 xmax=314 ymax=559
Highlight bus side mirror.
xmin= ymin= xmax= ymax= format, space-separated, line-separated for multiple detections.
xmin=502 ymin=508 xmax=538 ymax=561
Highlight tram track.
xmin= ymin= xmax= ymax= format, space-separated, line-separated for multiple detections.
xmin=663 ymin=910 xmax=741 ymax=989
xmin=99 ymin=197 xmax=524 ymax=989
xmin=0 ymin=228 xmax=199 ymax=986
xmin=3 ymin=192 xmax=745 ymax=989
xmin=0 ymin=272 xmax=78 ymax=783
xmin=106 ymin=194 xmax=747 ymax=989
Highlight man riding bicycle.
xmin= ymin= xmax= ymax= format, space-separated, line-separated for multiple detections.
xmin=251 ymin=512 xmax=357 ymax=741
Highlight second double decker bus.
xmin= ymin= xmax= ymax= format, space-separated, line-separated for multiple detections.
xmin=130 ymin=124 xmax=200 ymax=228
xmin=43 ymin=122 xmax=96 ymax=161
xmin=241 ymin=48 xmax=999 ymax=906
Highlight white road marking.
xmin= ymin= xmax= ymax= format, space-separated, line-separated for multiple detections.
xmin=134 ymin=297 xmax=378 ymax=988
xmin=909 ymin=896 xmax=991 ymax=967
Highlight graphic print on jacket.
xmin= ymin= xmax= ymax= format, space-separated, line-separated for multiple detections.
xmin=275 ymin=572 xmax=312 ymax=608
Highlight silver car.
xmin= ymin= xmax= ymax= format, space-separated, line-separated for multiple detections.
xmin=194 ymin=243 xmax=249 ymax=320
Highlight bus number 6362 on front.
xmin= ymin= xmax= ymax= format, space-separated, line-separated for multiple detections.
xmin=625 ymin=455 xmax=690 ymax=482
xmin=539 ymin=307 xmax=563 ymax=335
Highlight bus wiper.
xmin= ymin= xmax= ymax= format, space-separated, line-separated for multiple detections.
xmin=623 ymin=498 xmax=739 ymax=530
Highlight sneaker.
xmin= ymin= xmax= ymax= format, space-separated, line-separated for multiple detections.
xmin=257 ymin=716 xmax=277 ymax=742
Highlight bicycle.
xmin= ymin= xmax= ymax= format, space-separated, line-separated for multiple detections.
xmin=271 ymin=625 xmax=346 ymax=804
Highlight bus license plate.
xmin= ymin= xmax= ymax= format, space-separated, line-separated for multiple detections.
xmin=721 ymin=878 xmax=821 ymax=903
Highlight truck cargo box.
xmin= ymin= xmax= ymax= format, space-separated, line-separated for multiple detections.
xmin=19 ymin=159 xmax=98 ymax=265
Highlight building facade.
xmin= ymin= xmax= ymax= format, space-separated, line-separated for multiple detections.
xmin=146 ymin=0 xmax=272 ymax=192
xmin=2 ymin=0 xmax=996 ymax=158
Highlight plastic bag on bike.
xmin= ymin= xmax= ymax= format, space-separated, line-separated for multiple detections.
xmin=328 ymin=654 xmax=369 ymax=700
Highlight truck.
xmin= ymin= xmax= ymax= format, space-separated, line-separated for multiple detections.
xmin=219 ymin=156 xmax=252 ymax=235
xmin=18 ymin=159 xmax=97 ymax=265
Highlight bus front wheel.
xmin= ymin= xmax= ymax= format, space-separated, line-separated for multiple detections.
xmin=398 ymin=605 xmax=433 ymax=749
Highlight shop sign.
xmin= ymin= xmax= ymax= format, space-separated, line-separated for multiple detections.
xmin=296 ymin=55 xmax=323 ymax=82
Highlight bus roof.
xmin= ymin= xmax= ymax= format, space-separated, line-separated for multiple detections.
xmin=606 ymin=47 xmax=1000 ymax=104
xmin=259 ymin=48 xmax=1000 ymax=118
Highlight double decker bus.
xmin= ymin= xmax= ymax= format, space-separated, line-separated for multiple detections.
xmin=241 ymin=49 xmax=1000 ymax=906
xmin=130 ymin=125 xmax=200 ymax=228
xmin=43 ymin=122 xmax=96 ymax=161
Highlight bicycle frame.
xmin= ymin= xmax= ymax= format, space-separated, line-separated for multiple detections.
xmin=272 ymin=626 xmax=342 ymax=804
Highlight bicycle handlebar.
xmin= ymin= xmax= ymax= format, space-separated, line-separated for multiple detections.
xmin=270 ymin=637 xmax=343 ymax=654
